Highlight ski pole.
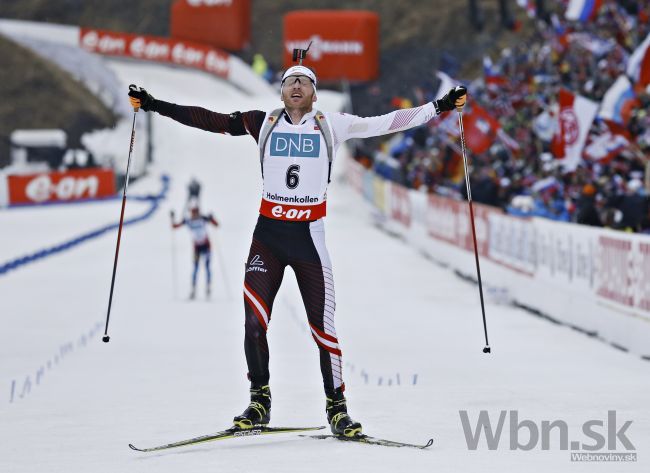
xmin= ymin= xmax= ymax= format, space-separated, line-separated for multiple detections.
xmin=457 ymin=109 xmax=491 ymax=354
xmin=102 ymin=85 xmax=139 ymax=343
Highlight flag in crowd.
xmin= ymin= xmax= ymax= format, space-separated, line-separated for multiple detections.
xmin=598 ymin=75 xmax=639 ymax=125
xmin=496 ymin=128 xmax=521 ymax=153
xmin=551 ymin=13 xmax=570 ymax=50
xmin=627 ymin=32 xmax=650 ymax=89
xmin=583 ymin=128 xmax=630 ymax=164
xmin=462 ymin=103 xmax=501 ymax=155
xmin=551 ymin=89 xmax=599 ymax=171
xmin=565 ymin=0 xmax=603 ymax=22
xmin=482 ymin=56 xmax=508 ymax=90
xmin=434 ymin=71 xmax=459 ymax=101
xmin=568 ymin=32 xmax=615 ymax=57
xmin=531 ymin=175 xmax=559 ymax=194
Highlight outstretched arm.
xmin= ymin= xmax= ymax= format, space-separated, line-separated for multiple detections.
xmin=330 ymin=86 xmax=467 ymax=145
xmin=155 ymin=102 xmax=265 ymax=139
xmin=128 ymin=87 xmax=266 ymax=140
xmin=205 ymin=214 xmax=219 ymax=227
xmin=170 ymin=211 xmax=185 ymax=229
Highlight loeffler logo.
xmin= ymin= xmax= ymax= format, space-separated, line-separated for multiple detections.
xmin=81 ymin=30 xmax=126 ymax=55
xmin=25 ymin=174 xmax=100 ymax=203
xmin=246 ymin=255 xmax=267 ymax=273
xmin=285 ymin=35 xmax=364 ymax=61
xmin=250 ymin=255 xmax=264 ymax=266
xmin=187 ymin=0 xmax=232 ymax=6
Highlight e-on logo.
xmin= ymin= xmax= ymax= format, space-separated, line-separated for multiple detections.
xmin=271 ymin=205 xmax=312 ymax=220
xmin=270 ymin=133 xmax=320 ymax=158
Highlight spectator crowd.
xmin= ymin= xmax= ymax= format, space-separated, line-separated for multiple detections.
xmin=354 ymin=0 xmax=650 ymax=233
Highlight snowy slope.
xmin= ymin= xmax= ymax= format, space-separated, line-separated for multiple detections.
xmin=1 ymin=59 xmax=648 ymax=473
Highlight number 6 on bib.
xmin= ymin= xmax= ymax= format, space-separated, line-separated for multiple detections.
xmin=286 ymin=164 xmax=300 ymax=189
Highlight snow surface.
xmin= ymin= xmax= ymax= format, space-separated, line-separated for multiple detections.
xmin=1 ymin=59 xmax=649 ymax=473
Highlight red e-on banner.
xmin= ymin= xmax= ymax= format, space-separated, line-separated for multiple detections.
xmin=8 ymin=169 xmax=116 ymax=205
xmin=79 ymin=28 xmax=230 ymax=79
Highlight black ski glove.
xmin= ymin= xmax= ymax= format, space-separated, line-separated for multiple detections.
xmin=434 ymin=85 xmax=467 ymax=114
xmin=128 ymin=85 xmax=157 ymax=112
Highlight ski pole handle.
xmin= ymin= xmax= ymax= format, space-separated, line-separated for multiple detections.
xmin=129 ymin=84 xmax=141 ymax=113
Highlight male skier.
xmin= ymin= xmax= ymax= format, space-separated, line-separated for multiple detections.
xmin=129 ymin=67 xmax=466 ymax=437
xmin=171 ymin=205 xmax=219 ymax=299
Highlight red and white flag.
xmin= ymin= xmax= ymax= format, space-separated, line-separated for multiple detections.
xmin=627 ymin=32 xmax=650 ymax=89
xmin=462 ymin=103 xmax=501 ymax=155
xmin=583 ymin=131 xmax=630 ymax=164
xmin=551 ymin=89 xmax=598 ymax=171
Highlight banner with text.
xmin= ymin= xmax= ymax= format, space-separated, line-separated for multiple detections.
xmin=283 ymin=11 xmax=379 ymax=82
xmin=80 ymin=28 xmax=230 ymax=79
xmin=7 ymin=168 xmax=116 ymax=205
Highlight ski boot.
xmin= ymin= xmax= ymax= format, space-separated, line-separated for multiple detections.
xmin=233 ymin=385 xmax=271 ymax=429
xmin=326 ymin=388 xmax=362 ymax=437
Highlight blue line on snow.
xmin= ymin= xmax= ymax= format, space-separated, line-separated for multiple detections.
xmin=0 ymin=175 xmax=169 ymax=277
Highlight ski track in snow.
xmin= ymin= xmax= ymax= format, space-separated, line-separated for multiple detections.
xmin=0 ymin=60 xmax=648 ymax=473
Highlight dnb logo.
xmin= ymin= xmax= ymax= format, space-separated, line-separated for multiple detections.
xmin=270 ymin=133 xmax=320 ymax=158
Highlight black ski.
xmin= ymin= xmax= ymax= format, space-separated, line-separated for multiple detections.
xmin=129 ymin=425 xmax=325 ymax=452
xmin=304 ymin=434 xmax=433 ymax=449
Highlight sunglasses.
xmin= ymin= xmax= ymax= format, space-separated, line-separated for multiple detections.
xmin=282 ymin=75 xmax=315 ymax=87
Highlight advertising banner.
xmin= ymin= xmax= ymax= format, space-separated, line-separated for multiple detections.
xmin=283 ymin=11 xmax=379 ymax=82
xmin=79 ymin=28 xmax=230 ymax=79
xmin=8 ymin=169 xmax=116 ymax=205
xmin=170 ymin=0 xmax=250 ymax=51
